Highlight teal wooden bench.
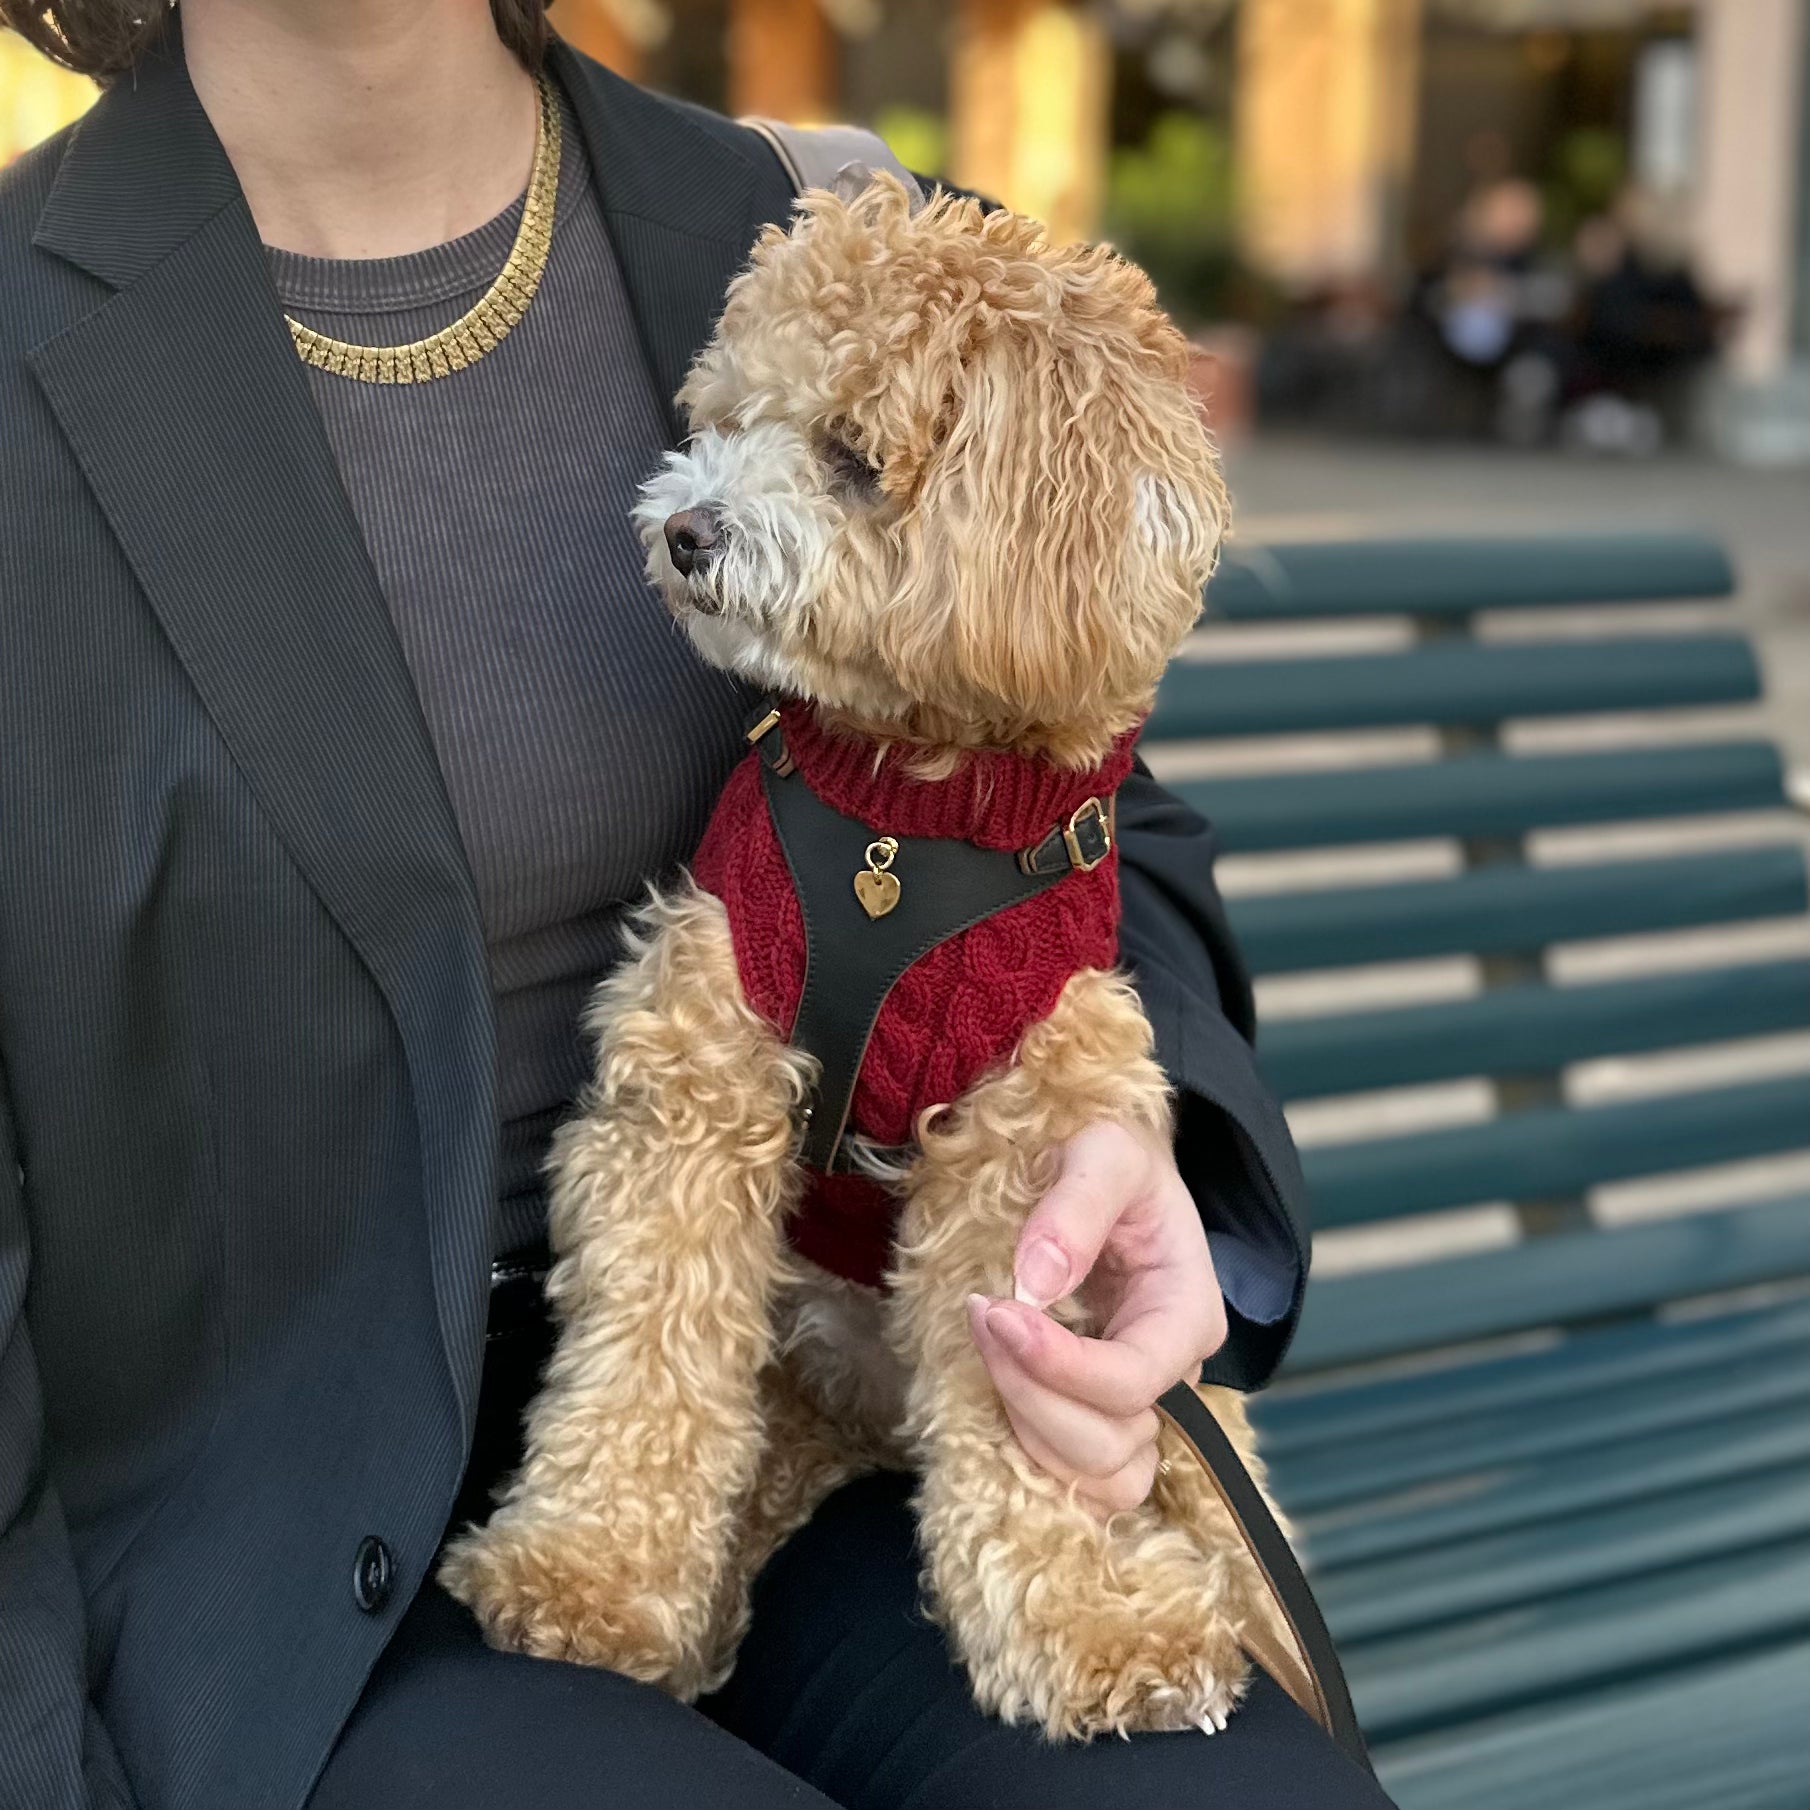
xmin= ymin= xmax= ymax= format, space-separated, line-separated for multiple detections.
xmin=1145 ymin=532 xmax=1810 ymax=1810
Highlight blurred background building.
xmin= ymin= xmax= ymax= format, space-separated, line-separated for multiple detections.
xmin=5 ymin=0 xmax=1806 ymax=460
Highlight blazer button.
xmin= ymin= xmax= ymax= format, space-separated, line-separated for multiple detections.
xmin=351 ymin=1535 xmax=395 ymax=1614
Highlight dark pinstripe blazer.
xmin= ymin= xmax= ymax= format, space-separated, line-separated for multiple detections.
xmin=0 ymin=34 xmax=1308 ymax=1810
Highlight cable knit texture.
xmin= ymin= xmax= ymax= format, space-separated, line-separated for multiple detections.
xmin=691 ymin=704 xmax=1136 ymax=1286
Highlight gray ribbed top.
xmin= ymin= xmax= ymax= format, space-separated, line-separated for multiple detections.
xmin=269 ymin=90 xmax=749 ymax=1256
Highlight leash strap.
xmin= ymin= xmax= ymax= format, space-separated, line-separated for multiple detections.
xmin=1157 ymin=1384 xmax=1374 ymax=1773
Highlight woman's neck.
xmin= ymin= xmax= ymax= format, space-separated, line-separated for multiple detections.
xmin=181 ymin=0 xmax=539 ymax=258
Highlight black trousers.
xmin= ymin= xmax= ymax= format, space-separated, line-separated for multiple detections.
xmin=310 ymin=1293 xmax=1395 ymax=1810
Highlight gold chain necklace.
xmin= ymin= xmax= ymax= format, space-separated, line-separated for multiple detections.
xmin=286 ymin=76 xmax=561 ymax=385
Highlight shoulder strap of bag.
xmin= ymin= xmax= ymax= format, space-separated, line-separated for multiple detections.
xmin=741 ymin=117 xmax=926 ymax=208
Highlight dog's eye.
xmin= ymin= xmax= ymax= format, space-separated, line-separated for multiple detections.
xmin=822 ymin=432 xmax=882 ymax=502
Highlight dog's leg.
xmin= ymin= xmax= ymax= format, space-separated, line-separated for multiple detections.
xmin=701 ymin=1267 xmax=913 ymax=1684
xmin=439 ymin=886 xmax=811 ymax=1698
xmin=698 ymin=1352 xmax=880 ymax=1686
xmin=889 ymin=969 xmax=1271 ymax=1739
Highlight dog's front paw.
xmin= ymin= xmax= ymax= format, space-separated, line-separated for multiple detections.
xmin=1029 ymin=1558 xmax=1248 ymax=1739
xmin=947 ymin=1507 xmax=1251 ymax=1739
xmin=439 ymin=1515 xmax=701 ymax=1692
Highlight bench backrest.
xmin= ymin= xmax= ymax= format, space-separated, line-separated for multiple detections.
xmin=1143 ymin=531 xmax=1810 ymax=1374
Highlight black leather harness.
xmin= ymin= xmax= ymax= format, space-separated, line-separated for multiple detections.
xmin=747 ymin=707 xmax=1114 ymax=1171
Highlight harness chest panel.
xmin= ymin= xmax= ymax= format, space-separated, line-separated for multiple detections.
xmin=690 ymin=707 xmax=1132 ymax=1286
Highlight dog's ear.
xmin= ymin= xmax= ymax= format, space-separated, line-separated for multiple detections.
xmin=882 ymin=276 xmax=1224 ymax=747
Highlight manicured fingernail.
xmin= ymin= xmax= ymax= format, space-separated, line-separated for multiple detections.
xmin=985 ymin=1304 xmax=1034 ymax=1357
xmin=966 ymin=1293 xmax=991 ymax=1321
xmin=1015 ymin=1238 xmax=1069 ymax=1307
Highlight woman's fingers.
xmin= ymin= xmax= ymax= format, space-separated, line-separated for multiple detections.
xmin=1087 ymin=1440 xmax=1162 ymax=1516
xmin=976 ymin=1291 xmax=1215 ymax=1421
xmin=968 ymin=1295 xmax=1159 ymax=1480
xmin=970 ymin=1119 xmax=1230 ymax=1506
xmin=1012 ymin=1121 xmax=1157 ymax=1308
xmin=1007 ymin=1414 xmax=1162 ymax=1517
xmin=1098 ymin=1255 xmax=1230 ymax=1396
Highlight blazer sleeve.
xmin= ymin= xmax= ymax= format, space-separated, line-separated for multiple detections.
xmin=1115 ymin=761 xmax=1309 ymax=1391
xmin=0 ymin=1081 xmax=137 ymax=1810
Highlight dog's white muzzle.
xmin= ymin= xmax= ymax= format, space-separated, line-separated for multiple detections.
xmin=633 ymin=422 xmax=838 ymax=691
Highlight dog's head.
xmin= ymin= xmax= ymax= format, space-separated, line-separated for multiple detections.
xmin=635 ymin=176 xmax=1227 ymax=766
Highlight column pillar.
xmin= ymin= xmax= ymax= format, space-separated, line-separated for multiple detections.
xmin=1694 ymin=0 xmax=1807 ymax=384
xmin=729 ymin=0 xmax=837 ymax=121
xmin=1233 ymin=0 xmax=1423 ymax=288
xmin=949 ymin=0 xmax=1109 ymax=242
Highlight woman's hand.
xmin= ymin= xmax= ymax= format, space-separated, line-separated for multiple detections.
xmin=966 ymin=1120 xmax=1228 ymax=1514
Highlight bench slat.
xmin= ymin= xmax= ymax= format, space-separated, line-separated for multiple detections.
xmin=1190 ymin=531 xmax=1805 ymax=1800
xmin=1207 ymin=534 xmax=1736 ymax=622
xmin=1346 ymin=1542 xmax=1810 ymax=1742
xmin=1256 ymin=1301 xmax=1810 ymax=1455
xmin=1271 ymin=1337 xmax=1810 ymax=1512
xmin=1182 ymin=742 xmax=1789 ymax=853
xmin=1152 ymin=636 xmax=1760 ymax=739
xmin=1319 ymin=1463 xmax=1810 ymax=1644
xmin=1304 ymin=1079 xmax=1809 ymax=1226
xmin=1285 ymin=1195 xmax=1810 ymax=1370
xmin=1260 ymin=960 xmax=1810 ymax=1099
xmin=1375 ymin=1641 xmax=1810 ymax=1810
xmin=1303 ymin=1398 xmax=1810 ymax=1569
xmin=1227 ymin=846 xmax=1810 ymax=974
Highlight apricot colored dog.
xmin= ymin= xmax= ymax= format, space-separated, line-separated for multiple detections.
xmin=441 ymin=175 xmax=1283 ymax=1739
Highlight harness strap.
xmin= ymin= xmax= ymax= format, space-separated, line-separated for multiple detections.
xmin=1018 ymin=794 xmax=1116 ymax=876
xmin=752 ymin=711 xmax=1111 ymax=1172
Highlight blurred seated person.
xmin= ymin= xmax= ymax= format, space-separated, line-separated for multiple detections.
xmin=1493 ymin=189 xmax=1726 ymax=453
xmin=1556 ymin=192 xmax=1724 ymax=454
xmin=1429 ymin=179 xmax=1571 ymax=372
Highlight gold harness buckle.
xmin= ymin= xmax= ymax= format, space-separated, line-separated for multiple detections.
xmin=1063 ymin=796 xmax=1112 ymax=873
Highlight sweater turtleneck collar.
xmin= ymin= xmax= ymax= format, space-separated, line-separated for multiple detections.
xmin=776 ymin=702 xmax=1138 ymax=851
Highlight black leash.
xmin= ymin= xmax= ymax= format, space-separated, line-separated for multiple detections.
xmin=1157 ymin=1385 xmax=1374 ymax=1772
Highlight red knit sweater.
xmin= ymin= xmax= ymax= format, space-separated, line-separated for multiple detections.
xmin=691 ymin=703 xmax=1135 ymax=1288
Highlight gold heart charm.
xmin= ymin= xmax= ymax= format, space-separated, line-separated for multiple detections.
xmin=855 ymin=837 xmax=902 ymax=919
xmin=854 ymin=867 xmax=900 ymax=919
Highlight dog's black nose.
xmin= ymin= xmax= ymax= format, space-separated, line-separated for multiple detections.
xmin=664 ymin=507 xmax=720 ymax=578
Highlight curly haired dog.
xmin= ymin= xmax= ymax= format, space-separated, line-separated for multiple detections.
xmin=440 ymin=174 xmax=1285 ymax=1739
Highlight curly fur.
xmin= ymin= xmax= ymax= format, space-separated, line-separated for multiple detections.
xmin=634 ymin=176 xmax=1227 ymax=768
xmin=439 ymin=888 xmax=815 ymax=1698
xmin=891 ymin=969 xmax=1267 ymax=1735
xmin=442 ymin=176 xmax=1282 ymax=1740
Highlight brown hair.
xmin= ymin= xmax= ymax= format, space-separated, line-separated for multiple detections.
xmin=1 ymin=0 xmax=551 ymax=84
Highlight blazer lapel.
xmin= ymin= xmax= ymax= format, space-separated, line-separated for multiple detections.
xmin=550 ymin=38 xmax=796 ymax=431
xmin=25 ymin=34 xmax=798 ymax=1439
xmin=28 ymin=41 xmax=497 ymax=1431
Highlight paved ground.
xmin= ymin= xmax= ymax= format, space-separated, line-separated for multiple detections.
xmin=1164 ymin=436 xmax=1810 ymax=1275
